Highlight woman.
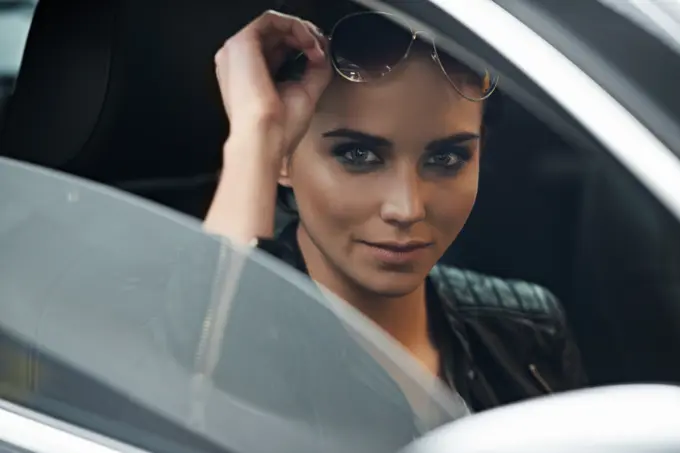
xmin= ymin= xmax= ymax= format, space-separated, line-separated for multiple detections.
xmin=205 ymin=4 xmax=587 ymax=412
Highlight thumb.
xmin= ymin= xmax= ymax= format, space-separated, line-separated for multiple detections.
xmin=300 ymin=55 xmax=333 ymax=106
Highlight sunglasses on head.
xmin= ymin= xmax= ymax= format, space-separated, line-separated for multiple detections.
xmin=321 ymin=11 xmax=499 ymax=102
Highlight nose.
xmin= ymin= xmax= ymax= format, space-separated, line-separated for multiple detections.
xmin=380 ymin=170 xmax=427 ymax=228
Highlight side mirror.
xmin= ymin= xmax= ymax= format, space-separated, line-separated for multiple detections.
xmin=402 ymin=384 xmax=680 ymax=453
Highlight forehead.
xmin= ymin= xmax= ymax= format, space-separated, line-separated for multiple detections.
xmin=315 ymin=54 xmax=483 ymax=138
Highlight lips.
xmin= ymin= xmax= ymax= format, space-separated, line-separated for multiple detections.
xmin=359 ymin=240 xmax=433 ymax=265
xmin=361 ymin=241 xmax=432 ymax=252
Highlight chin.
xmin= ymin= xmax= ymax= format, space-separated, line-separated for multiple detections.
xmin=355 ymin=270 xmax=426 ymax=298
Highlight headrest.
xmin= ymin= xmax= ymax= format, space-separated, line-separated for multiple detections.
xmin=0 ymin=0 xmax=276 ymax=184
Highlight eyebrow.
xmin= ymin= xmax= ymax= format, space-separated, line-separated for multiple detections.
xmin=427 ymin=132 xmax=480 ymax=151
xmin=322 ymin=129 xmax=392 ymax=147
xmin=322 ymin=128 xmax=480 ymax=149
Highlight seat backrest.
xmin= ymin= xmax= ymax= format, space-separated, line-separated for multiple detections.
xmin=0 ymin=0 xmax=273 ymax=206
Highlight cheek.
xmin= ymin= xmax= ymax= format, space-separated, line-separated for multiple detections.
xmin=288 ymin=146 xmax=380 ymax=232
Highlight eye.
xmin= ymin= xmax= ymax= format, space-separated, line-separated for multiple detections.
xmin=425 ymin=151 xmax=464 ymax=168
xmin=332 ymin=143 xmax=382 ymax=166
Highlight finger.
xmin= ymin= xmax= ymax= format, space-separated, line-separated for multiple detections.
xmin=302 ymin=20 xmax=328 ymax=62
xmin=214 ymin=39 xmax=278 ymax=117
xmin=303 ymin=20 xmax=327 ymax=50
xmin=265 ymin=40 xmax=292 ymax=74
xmin=300 ymin=52 xmax=333 ymax=104
xmin=282 ymin=35 xmax=324 ymax=63
xmin=254 ymin=11 xmax=324 ymax=63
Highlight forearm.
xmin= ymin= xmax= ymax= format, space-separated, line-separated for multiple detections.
xmin=204 ymin=136 xmax=281 ymax=244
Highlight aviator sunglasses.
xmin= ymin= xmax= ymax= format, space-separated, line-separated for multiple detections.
xmin=321 ymin=11 xmax=499 ymax=102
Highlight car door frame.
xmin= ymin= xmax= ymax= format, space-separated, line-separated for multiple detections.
xmin=0 ymin=398 xmax=146 ymax=453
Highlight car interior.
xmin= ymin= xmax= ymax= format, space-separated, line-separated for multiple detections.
xmin=0 ymin=0 xmax=679 ymax=416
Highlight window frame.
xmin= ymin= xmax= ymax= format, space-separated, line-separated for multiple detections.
xmin=0 ymin=398 xmax=145 ymax=453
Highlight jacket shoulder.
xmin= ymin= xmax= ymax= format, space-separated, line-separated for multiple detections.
xmin=430 ymin=264 xmax=565 ymax=321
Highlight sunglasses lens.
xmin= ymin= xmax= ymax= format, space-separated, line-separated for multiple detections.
xmin=331 ymin=13 xmax=413 ymax=82
xmin=330 ymin=12 xmax=499 ymax=100
xmin=436 ymin=50 xmax=500 ymax=100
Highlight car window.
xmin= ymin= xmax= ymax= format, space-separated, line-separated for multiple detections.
xmin=0 ymin=156 xmax=468 ymax=452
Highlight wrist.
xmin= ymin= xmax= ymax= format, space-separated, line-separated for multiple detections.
xmin=205 ymin=128 xmax=284 ymax=242
xmin=206 ymin=151 xmax=280 ymax=242
xmin=225 ymin=122 xmax=285 ymax=158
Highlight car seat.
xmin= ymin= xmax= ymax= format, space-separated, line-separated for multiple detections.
xmin=0 ymin=0 xmax=280 ymax=218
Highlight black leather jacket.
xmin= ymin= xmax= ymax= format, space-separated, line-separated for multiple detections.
xmin=258 ymin=222 xmax=589 ymax=412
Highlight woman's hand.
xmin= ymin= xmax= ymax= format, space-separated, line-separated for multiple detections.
xmin=215 ymin=9 xmax=331 ymax=160
xmin=205 ymin=10 xmax=331 ymax=243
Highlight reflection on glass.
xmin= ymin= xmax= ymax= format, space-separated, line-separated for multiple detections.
xmin=0 ymin=157 xmax=468 ymax=453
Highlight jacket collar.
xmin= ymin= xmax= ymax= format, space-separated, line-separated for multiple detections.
xmin=276 ymin=220 xmax=308 ymax=274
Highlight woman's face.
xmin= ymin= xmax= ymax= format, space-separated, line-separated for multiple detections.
xmin=281 ymin=51 xmax=484 ymax=297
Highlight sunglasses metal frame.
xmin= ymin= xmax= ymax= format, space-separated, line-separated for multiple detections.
xmin=327 ymin=11 xmax=499 ymax=102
